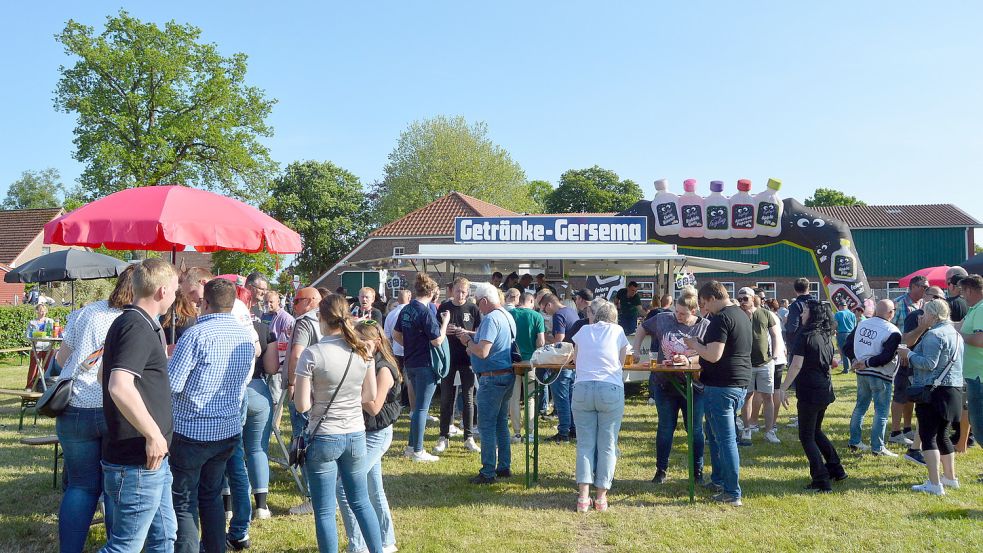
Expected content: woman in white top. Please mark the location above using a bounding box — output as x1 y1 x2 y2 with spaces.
570 298 630 512
25 302 56 389
53 265 134 553
295 294 381 553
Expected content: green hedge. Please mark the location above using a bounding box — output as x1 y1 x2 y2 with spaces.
0 306 70 352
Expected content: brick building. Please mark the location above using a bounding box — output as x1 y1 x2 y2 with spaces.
0 208 80 305
313 193 981 303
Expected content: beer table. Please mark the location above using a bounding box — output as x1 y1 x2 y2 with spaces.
513 361 702 502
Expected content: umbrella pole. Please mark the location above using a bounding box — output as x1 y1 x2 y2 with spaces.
170 247 177 344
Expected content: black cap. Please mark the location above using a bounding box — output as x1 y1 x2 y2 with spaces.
574 289 594 301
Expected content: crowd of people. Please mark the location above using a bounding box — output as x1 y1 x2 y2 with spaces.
43 260 983 551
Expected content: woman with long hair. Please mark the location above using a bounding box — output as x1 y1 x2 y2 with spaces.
54 265 134 552
295 294 381 553
778 300 847 492
162 289 199 346
337 320 402 553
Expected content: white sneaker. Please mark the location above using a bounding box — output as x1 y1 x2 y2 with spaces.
464 437 481 452
741 428 753 443
872 448 898 457
403 445 415 458
736 419 745 433
888 433 914 445
941 477 960 489
511 434 522 444
289 499 314 515
253 507 272 520
411 450 440 463
764 430 781 444
427 415 439 425
382 545 399 553
448 424 463 437
433 437 449 454
786 419 799 429
849 443 871 452
911 481 945 496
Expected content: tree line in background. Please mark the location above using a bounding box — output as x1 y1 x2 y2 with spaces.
2 9 872 284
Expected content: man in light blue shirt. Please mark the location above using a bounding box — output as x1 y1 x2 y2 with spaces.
168 278 256 553
458 282 516 484
834 302 858 373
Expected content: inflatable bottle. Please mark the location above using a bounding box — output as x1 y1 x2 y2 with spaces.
678 179 705 238
729 179 756 238
830 239 858 282
652 178 682 236
704 180 731 239
754 178 783 237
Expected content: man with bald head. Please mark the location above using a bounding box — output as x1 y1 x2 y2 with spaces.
844 299 904 456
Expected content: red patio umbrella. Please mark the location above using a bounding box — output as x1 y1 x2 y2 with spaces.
898 265 950 288
43 185 302 254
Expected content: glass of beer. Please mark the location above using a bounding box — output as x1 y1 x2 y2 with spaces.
624 353 635 366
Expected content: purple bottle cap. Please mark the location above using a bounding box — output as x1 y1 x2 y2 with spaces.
683 179 697 193
710 180 724 193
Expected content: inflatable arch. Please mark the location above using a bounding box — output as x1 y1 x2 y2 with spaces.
618 179 873 309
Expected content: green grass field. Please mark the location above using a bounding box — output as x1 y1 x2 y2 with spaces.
2 359 982 553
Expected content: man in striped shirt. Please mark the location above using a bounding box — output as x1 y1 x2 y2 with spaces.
168 278 257 553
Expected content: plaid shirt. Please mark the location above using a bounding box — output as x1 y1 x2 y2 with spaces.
168 313 256 441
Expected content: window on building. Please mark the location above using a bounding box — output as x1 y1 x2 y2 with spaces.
756 282 777 300
721 282 735 298
886 281 905 300
635 281 655 307
392 246 405 257
809 281 821 300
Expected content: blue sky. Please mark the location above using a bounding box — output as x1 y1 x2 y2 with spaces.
2 2 981 232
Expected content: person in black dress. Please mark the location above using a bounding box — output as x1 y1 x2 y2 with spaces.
778 299 847 492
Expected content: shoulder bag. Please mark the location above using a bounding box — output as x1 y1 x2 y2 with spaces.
905 351 956 404
36 346 104 418
289 349 355 468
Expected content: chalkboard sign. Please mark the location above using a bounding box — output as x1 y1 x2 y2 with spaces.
757 202 779 227
732 204 754 230
833 254 856 280
655 202 680 227
681 205 703 228
707 206 728 230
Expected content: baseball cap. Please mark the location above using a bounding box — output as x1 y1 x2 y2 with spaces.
737 287 755 298
574 289 594 301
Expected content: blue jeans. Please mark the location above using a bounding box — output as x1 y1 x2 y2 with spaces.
849 375 893 451
548 369 575 436
289 400 310 493
651 385 705 473
703 385 746 499
967 377 983 449
406 366 438 452
619 315 638 336
224 434 251 541
244 379 274 494
169 433 238 553
306 432 382 553
572 381 625 490
837 332 851 366
99 458 176 553
476 373 515 478
57 406 112 553
337 426 396 552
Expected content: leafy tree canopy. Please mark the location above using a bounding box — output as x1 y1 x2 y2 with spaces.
804 188 866 207
2 168 64 210
544 165 644 213
53 9 277 203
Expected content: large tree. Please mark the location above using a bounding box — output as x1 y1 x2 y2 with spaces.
544 166 644 213
2 168 64 209
263 161 371 281
210 250 281 279
371 116 535 223
527 179 554 213
804 188 866 207
53 10 277 203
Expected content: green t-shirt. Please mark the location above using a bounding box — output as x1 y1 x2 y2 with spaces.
510 307 545 361
749 308 775 367
616 288 642 318
963 302 983 380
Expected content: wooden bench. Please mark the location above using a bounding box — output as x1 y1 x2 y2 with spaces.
0 346 30 365
0 388 42 431
20 435 61 490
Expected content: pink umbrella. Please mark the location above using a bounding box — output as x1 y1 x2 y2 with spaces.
898 266 950 288
216 274 246 285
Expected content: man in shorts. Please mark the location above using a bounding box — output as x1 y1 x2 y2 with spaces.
736 288 781 445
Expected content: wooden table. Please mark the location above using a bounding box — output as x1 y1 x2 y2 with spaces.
29 336 62 392
513 361 703 502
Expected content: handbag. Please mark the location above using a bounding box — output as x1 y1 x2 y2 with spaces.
289 350 355 468
36 346 103 418
530 342 575 386
905 351 955 404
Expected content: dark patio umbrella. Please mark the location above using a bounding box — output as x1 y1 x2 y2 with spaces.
3 249 130 284
959 254 983 276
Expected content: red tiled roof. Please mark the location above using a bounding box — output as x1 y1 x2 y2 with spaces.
810 204 981 229
535 212 617 217
0 208 64 264
370 192 518 237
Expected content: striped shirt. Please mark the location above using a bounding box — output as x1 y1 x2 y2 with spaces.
168 312 256 441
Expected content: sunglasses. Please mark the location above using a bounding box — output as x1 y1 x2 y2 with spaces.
737 297 751 303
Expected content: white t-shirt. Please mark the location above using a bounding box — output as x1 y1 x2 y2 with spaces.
571 322 629 387
384 304 406 356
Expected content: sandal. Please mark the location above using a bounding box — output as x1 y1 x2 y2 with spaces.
594 497 608 512
576 496 592 513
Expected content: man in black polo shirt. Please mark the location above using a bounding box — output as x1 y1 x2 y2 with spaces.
436 277 482 453
100 258 179 552
685 281 752 507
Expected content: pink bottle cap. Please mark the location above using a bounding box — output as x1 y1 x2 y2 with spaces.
737 179 752 192
710 180 724 193
683 179 697 193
